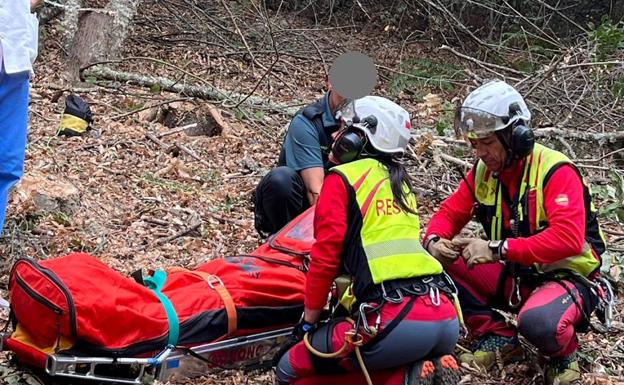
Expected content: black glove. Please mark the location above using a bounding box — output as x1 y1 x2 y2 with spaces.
272 321 316 367
292 320 316 341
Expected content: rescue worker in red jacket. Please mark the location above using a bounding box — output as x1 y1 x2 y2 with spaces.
424 80 610 385
276 96 461 385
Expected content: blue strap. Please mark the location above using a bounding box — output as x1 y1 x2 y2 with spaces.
143 270 179 346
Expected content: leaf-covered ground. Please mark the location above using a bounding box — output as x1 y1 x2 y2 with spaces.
1 2 623 384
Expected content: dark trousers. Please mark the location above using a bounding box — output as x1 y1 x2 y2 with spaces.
276 293 459 384
253 166 309 236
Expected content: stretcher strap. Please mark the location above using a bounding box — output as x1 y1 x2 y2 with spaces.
168 267 238 339
143 270 180 346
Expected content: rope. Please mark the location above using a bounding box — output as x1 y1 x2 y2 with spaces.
354 346 373 385
451 292 467 335
302 318 374 385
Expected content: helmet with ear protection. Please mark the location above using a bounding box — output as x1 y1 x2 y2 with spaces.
457 80 534 159
333 96 411 162
509 124 535 159
506 102 534 159
331 129 366 164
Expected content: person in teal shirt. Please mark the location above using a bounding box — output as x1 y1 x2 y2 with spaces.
253 88 345 236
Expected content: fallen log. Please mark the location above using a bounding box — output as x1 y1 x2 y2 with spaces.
533 127 624 144
416 129 624 146
82 66 300 115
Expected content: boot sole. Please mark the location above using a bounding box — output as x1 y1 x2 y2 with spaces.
406 360 435 385
432 355 461 385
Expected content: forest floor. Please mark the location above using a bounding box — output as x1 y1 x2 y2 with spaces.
0 1 623 384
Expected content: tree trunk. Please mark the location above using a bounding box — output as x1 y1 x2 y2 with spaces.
64 0 142 82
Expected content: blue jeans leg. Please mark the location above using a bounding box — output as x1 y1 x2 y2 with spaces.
0 67 30 233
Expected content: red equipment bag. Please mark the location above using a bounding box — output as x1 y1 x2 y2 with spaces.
4 208 315 369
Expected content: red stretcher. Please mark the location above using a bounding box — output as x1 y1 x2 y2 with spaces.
2 208 315 384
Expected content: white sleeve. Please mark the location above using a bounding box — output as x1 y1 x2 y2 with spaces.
27 12 39 65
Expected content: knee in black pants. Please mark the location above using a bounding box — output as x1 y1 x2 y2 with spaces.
253 166 307 235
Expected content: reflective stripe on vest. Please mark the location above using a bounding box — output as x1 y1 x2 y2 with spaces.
331 158 442 284
473 143 602 277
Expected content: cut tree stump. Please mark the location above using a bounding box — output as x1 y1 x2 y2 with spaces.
12 174 81 216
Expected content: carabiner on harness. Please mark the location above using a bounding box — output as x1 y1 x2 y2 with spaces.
443 272 459 295
595 277 615 330
381 282 404 304
429 286 441 306
508 276 522 308
566 272 615 332
358 303 381 336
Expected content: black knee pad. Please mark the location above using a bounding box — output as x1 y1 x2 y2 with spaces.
518 307 561 354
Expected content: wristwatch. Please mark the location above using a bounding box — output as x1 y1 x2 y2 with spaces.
424 235 441 252
488 240 505 261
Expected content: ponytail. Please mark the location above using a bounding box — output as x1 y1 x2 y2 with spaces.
377 155 417 215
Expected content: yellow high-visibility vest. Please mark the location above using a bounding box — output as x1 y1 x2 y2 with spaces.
331 158 442 287
473 143 605 276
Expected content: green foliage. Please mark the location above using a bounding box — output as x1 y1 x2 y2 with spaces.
588 16 624 61
139 173 195 193
85 75 98 85
388 58 461 96
10 213 43 233
593 170 624 222
435 101 456 135
70 237 88 251
613 76 624 99
150 83 162 94
52 212 71 226
500 30 558 71
211 194 244 213
234 108 245 121
198 169 221 184
125 100 144 110
379 2 408 31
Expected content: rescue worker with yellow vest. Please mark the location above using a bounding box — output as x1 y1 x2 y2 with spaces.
276 96 461 385
423 80 610 385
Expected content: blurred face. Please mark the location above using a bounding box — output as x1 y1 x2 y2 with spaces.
469 134 507 172
326 79 346 115
331 123 346 141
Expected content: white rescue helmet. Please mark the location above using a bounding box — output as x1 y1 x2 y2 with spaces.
337 95 412 154
456 80 531 139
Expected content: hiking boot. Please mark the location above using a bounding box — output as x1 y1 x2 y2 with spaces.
544 354 581 385
432 355 461 385
406 360 435 385
458 335 523 370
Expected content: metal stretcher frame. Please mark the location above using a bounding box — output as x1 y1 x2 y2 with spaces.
42 327 294 384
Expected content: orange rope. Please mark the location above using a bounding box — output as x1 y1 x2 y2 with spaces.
302 318 373 385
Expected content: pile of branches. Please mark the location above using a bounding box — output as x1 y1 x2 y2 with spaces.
263 0 622 40
438 34 624 145
43 0 624 149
